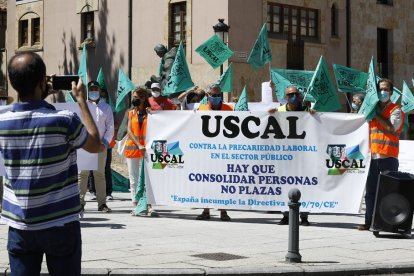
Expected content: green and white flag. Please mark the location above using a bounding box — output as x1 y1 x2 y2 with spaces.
234 86 249 111
134 158 147 215
307 56 341 112
271 69 315 102
97 67 115 111
78 44 88 87
195 34 234 69
65 91 75 103
247 23 272 69
402 80 414 113
358 57 379 120
115 69 136 113
164 41 193 95
332 64 368 93
216 63 233 92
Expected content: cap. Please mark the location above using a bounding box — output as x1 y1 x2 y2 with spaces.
88 81 100 88
151 83 161 90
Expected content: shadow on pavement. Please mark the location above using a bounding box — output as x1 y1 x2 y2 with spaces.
80 222 126 229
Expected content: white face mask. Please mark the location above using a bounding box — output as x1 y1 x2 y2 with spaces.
151 91 161 98
185 103 195 110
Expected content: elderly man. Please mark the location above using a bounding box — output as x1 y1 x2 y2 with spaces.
197 84 232 221
148 82 177 110
358 79 404 231
274 86 314 226
1 52 102 275
79 81 114 213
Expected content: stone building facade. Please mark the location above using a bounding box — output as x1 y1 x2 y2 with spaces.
4 0 414 113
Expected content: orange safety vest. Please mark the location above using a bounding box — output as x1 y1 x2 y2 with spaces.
369 103 404 157
198 103 233 111
124 109 147 158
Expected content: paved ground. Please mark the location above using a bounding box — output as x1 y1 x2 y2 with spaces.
1 191 414 275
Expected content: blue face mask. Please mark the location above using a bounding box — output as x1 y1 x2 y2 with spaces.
379 90 390 103
288 94 299 105
88 91 100 101
209 96 222 109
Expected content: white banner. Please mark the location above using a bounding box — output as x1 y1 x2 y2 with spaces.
145 111 370 213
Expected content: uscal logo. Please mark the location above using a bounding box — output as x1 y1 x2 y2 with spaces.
325 144 366 175
150 140 184 169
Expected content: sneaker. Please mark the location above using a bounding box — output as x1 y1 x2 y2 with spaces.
79 205 85 219
98 204 111 213
300 218 310 226
357 224 370 231
90 192 96 200
278 216 289 225
220 211 231 221
148 207 159 217
196 212 211 220
106 195 114 201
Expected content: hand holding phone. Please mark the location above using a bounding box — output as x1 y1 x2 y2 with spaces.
52 75 80 90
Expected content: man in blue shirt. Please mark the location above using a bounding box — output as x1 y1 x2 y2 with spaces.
0 52 102 275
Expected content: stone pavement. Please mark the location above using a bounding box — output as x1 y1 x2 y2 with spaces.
1 192 414 275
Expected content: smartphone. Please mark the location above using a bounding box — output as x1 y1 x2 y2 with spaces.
52 75 79 90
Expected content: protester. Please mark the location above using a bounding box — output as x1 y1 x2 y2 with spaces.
148 82 177 110
0 52 102 275
87 88 116 201
177 86 206 110
78 81 114 213
196 83 232 221
124 87 157 216
351 93 365 113
358 78 404 231
272 85 315 226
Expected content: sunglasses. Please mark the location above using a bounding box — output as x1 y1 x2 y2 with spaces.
209 94 222 98
286 92 299 97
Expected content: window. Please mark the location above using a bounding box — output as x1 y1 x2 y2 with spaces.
19 19 29 47
32 17 40 45
0 11 6 28
267 2 318 40
377 28 391 78
82 12 94 42
331 4 338 37
169 2 186 49
377 0 393 5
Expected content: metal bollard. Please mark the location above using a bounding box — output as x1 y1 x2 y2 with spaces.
285 188 302 263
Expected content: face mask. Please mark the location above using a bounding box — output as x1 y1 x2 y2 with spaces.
151 91 161 98
132 98 141 107
351 103 360 111
209 96 222 109
0 99 7 106
88 91 100 101
288 94 299 105
186 103 195 110
379 90 390 103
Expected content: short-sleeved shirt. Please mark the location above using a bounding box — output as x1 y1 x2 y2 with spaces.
0 100 87 230
149 96 177 110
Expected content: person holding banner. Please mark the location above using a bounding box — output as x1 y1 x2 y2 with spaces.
124 87 157 216
358 79 404 231
351 94 365 113
148 82 177 110
177 86 206 110
1 52 102 275
196 83 232 221
273 86 315 226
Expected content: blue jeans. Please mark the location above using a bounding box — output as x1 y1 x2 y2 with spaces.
7 221 82 276
364 157 399 226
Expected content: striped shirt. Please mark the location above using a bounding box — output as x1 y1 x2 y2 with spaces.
0 100 87 230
